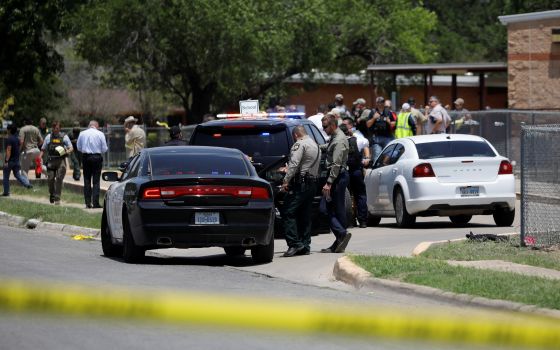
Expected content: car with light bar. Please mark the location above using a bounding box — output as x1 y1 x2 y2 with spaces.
364 134 516 227
100 146 274 264
189 112 354 235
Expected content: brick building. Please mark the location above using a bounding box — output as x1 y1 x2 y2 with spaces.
499 10 560 110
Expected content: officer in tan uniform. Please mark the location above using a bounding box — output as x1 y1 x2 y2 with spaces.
281 125 320 257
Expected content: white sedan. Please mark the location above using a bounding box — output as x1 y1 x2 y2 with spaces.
364 134 516 227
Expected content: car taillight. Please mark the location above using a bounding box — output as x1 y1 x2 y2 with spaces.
413 163 436 178
141 185 269 199
498 160 513 175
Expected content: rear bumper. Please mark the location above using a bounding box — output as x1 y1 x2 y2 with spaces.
406 177 516 215
129 202 274 248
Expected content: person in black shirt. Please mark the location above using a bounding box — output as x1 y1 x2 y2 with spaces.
3 125 33 196
164 126 188 146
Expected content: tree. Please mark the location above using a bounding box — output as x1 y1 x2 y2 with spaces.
72 0 436 123
0 1 82 123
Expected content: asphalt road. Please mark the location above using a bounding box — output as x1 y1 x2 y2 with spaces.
0 206 521 350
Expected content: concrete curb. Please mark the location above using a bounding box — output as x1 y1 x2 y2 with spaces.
333 256 560 319
0 210 100 238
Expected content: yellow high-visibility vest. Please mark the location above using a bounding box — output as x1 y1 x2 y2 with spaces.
395 112 413 138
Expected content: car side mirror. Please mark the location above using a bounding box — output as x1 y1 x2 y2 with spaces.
102 171 120 182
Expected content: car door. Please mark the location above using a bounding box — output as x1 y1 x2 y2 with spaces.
382 143 406 212
107 155 141 242
365 144 396 214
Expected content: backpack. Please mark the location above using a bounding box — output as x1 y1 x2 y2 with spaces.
346 136 362 170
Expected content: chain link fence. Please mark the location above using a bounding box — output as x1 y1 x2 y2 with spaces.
520 124 560 248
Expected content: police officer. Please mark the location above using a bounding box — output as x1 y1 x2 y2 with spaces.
40 121 73 205
281 125 320 257
164 125 188 146
320 113 352 253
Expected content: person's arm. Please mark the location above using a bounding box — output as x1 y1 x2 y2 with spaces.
362 140 371 166
64 135 73 154
409 115 417 135
365 111 380 128
4 144 12 167
283 143 304 188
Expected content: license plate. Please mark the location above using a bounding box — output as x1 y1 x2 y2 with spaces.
195 212 220 225
460 186 479 197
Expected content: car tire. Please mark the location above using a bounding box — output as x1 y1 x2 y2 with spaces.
367 214 381 227
449 214 472 226
101 208 122 257
122 214 145 263
345 189 355 227
224 247 246 256
493 208 515 227
251 234 274 264
394 188 416 228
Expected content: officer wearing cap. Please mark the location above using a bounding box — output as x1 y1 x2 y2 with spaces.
165 125 188 146
281 125 320 257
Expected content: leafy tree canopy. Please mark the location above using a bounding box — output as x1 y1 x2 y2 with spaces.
71 0 436 122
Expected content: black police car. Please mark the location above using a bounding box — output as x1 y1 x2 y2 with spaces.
189 113 353 235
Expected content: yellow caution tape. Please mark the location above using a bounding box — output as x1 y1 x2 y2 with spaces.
71 234 95 241
0 278 559 348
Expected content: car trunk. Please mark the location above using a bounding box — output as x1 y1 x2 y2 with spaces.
429 158 501 183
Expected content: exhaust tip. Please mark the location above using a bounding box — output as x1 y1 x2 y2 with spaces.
157 237 173 246
241 237 256 247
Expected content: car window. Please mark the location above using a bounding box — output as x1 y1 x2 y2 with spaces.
415 141 496 159
307 123 326 145
120 155 140 181
389 143 405 164
150 153 249 176
191 128 289 158
373 144 396 168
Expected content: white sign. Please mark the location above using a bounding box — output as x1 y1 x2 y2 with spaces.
239 100 259 114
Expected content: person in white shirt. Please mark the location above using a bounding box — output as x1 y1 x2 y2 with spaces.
307 104 329 140
424 96 451 134
77 120 108 209
342 117 371 167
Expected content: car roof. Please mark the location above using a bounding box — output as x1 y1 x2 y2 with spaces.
198 117 312 128
404 134 486 144
147 145 244 157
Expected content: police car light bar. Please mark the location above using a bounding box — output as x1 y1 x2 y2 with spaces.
216 112 305 119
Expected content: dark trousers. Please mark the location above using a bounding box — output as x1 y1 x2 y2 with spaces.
83 154 103 207
282 181 315 250
348 167 368 224
3 160 31 194
47 159 66 202
327 171 349 240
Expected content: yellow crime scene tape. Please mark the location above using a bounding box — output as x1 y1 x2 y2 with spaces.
0 278 559 348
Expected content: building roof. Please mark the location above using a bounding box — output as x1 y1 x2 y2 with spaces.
499 9 560 24
366 62 507 74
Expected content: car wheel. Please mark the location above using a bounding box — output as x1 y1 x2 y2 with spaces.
367 213 381 227
122 214 145 263
251 234 274 264
493 208 515 227
345 189 355 227
394 188 416 228
101 208 122 257
449 214 472 226
224 247 246 256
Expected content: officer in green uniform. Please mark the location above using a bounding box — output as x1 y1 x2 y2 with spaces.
40 121 73 205
320 113 352 253
281 125 320 257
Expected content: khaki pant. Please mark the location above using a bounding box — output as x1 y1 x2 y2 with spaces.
47 158 67 203
20 147 40 180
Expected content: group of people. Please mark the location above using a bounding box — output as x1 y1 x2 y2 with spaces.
280 93 469 257
2 115 153 209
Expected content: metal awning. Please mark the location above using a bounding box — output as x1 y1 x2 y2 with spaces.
366 62 507 109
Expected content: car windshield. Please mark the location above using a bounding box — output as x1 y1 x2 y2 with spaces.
192 128 289 158
415 141 496 159
150 153 249 176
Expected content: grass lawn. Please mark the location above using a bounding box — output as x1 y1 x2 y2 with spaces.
351 239 560 310
10 180 86 205
421 238 560 271
0 197 101 229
